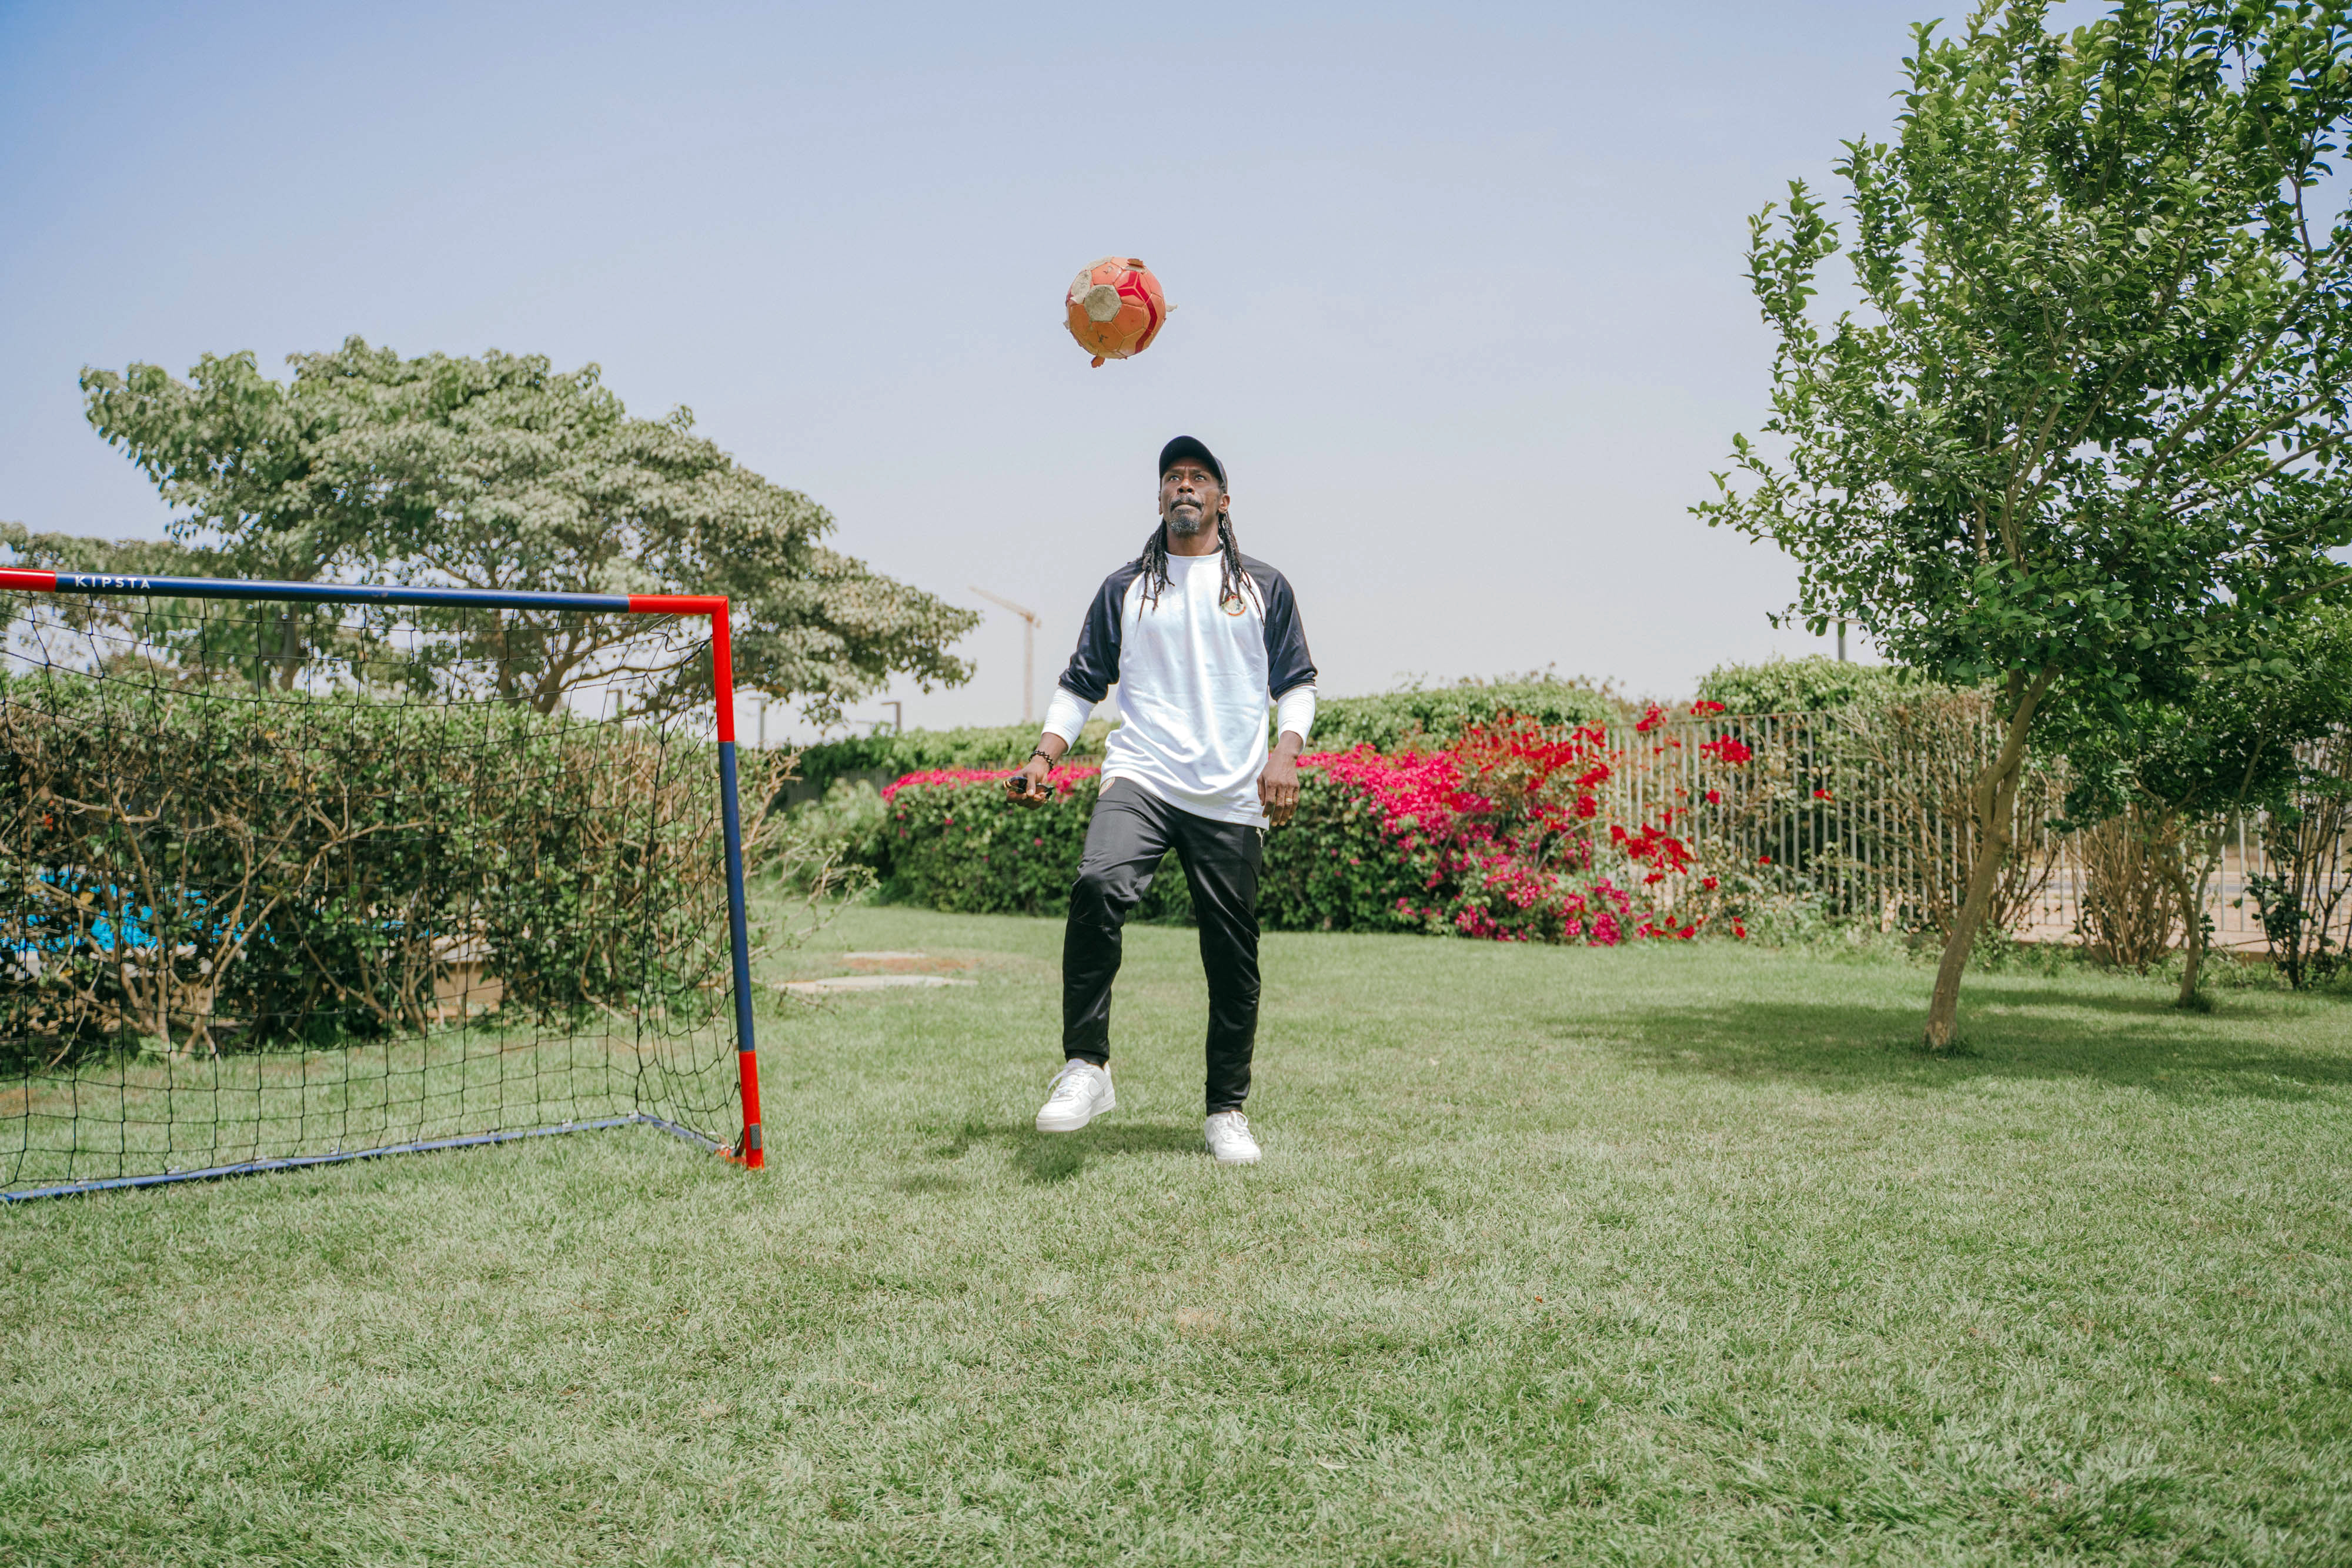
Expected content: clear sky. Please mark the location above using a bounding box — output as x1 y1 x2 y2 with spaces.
2 0 2011 740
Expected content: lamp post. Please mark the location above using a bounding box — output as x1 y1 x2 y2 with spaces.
970 587 1042 725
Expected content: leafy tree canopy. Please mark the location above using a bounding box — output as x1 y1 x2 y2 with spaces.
1 520 238 676
2057 604 2352 827
1 519 211 580
1702 2 2352 711
78 339 978 720
1696 0 2352 1045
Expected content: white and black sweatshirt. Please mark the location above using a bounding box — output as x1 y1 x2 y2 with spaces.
1040 550 1318 827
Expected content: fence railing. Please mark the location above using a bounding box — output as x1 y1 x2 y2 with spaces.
1602 704 2352 962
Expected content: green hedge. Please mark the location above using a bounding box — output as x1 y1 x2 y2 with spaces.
3 676 760 1059
870 774 1190 924
792 720 1115 795
1695 656 1918 714
1311 678 1616 752
866 771 1413 932
795 676 1614 797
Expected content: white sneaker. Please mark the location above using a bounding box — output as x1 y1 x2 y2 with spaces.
1205 1110 1261 1165
1035 1059 1115 1132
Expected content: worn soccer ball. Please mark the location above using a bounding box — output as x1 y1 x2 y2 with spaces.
1064 256 1170 367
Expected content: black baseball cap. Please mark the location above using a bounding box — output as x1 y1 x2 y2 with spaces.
1158 435 1226 490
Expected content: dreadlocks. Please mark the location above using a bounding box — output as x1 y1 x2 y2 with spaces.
1134 513 1262 616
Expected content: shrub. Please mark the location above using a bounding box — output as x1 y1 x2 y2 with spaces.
2248 727 2352 988
2 677 815 1062
2073 805 2182 971
872 710 1760 944
1257 769 1417 932
1695 656 1917 715
776 777 892 891
1284 711 1758 943
796 674 1612 798
791 720 1114 795
869 767 1190 923
1311 675 1618 752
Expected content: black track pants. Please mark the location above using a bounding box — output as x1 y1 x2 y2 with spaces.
1063 779 1264 1113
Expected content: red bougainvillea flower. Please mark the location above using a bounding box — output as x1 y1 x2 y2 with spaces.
1289 719 1748 948
1705 789 1721 805
1699 736 1753 765
1813 788 1835 801
1689 700 1726 716
1634 704 1666 734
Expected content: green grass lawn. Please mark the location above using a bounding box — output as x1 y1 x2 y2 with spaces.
5 906 2349 1566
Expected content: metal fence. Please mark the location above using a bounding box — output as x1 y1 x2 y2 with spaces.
1603 704 2352 961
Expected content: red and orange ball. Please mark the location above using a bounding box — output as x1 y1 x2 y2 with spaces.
1064 257 1170 367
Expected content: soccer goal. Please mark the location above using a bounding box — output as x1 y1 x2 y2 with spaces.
1 567 765 1201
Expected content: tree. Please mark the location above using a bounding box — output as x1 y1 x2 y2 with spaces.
79 339 978 720
1696 0 2352 1048
2056 605 2352 1005
1 521 249 680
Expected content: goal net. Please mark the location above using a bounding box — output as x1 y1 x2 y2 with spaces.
0 569 766 1200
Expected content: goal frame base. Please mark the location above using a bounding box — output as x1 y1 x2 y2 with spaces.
2 1114 727 1203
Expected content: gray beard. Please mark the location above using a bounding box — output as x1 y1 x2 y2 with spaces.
1164 510 1212 539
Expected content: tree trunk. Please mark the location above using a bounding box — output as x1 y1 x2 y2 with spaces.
2165 844 2207 1008
2176 898 2207 1004
275 610 301 690
1922 671 2052 1051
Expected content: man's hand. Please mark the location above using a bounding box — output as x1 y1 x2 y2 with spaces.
1259 732 1304 826
1006 734 1067 807
1005 754 1055 808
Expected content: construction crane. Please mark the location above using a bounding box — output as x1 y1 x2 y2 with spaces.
970 587 1043 725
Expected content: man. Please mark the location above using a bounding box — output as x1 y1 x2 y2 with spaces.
1004 436 1317 1165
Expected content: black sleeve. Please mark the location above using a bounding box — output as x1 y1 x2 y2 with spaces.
1055 564 1137 703
1247 559 1318 697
